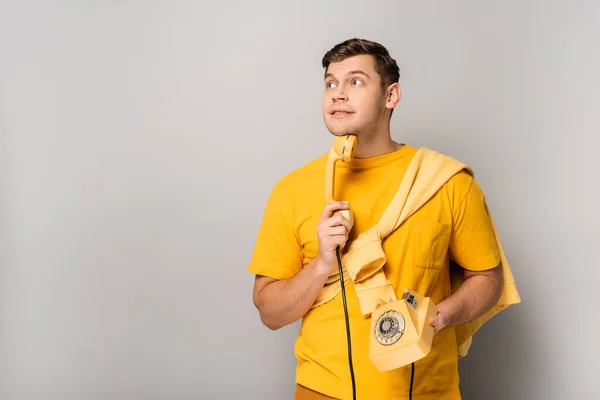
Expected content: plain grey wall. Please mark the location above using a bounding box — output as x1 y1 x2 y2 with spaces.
1 1 598 399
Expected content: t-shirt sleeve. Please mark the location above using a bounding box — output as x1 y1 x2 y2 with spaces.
448 171 501 271
247 178 303 280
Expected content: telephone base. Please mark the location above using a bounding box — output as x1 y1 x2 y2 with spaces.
369 288 437 372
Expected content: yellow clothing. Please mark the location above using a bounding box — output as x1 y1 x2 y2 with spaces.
313 147 521 359
248 145 507 399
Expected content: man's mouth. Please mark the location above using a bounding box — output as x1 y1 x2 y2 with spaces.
331 111 355 118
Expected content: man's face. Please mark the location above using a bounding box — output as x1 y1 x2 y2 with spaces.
322 54 388 137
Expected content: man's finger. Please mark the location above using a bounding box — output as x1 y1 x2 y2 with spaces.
325 215 350 228
320 202 349 220
326 226 348 236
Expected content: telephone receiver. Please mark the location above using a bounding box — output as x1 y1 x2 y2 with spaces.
325 134 358 225
326 134 438 373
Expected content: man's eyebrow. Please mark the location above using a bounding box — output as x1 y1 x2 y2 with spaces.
324 70 371 80
348 70 370 79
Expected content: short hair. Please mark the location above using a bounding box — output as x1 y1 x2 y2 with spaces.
321 38 400 90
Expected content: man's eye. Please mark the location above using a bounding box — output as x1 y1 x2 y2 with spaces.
326 81 337 89
352 79 363 85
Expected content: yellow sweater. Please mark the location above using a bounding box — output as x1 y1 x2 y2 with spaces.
312 147 521 357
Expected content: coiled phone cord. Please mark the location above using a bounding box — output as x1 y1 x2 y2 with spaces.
335 247 415 400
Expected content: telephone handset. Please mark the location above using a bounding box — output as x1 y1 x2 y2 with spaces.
325 134 358 225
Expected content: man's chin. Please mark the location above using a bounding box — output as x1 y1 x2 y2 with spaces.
326 126 355 137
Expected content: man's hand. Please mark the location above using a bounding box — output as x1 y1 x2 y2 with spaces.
429 311 449 335
428 265 503 335
251 201 353 331
315 201 353 275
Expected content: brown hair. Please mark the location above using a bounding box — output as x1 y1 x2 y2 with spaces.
321 38 400 90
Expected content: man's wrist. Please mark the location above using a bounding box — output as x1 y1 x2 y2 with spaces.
311 255 336 279
435 299 461 327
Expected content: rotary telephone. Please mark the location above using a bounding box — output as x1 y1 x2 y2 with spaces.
326 134 438 377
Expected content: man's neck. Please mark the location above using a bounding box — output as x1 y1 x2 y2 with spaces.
353 134 403 159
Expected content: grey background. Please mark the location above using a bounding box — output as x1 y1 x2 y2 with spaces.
1 1 598 399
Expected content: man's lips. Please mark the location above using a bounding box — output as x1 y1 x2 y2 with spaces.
330 110 355 119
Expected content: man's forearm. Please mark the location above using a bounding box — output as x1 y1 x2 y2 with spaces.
437 267 503 327
255 256 332 330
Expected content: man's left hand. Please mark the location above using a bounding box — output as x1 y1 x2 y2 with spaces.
429 311 448 335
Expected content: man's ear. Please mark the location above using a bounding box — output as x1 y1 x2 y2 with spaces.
386 83 401 110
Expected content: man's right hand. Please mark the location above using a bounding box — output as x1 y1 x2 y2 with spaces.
252 201 354 330
315 201 354 275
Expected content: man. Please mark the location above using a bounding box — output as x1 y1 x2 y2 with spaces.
248 38 504 399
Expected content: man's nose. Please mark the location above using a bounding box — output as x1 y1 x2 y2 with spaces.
332 86 348 101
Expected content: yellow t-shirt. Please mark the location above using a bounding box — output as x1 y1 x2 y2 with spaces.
248 145 501 400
